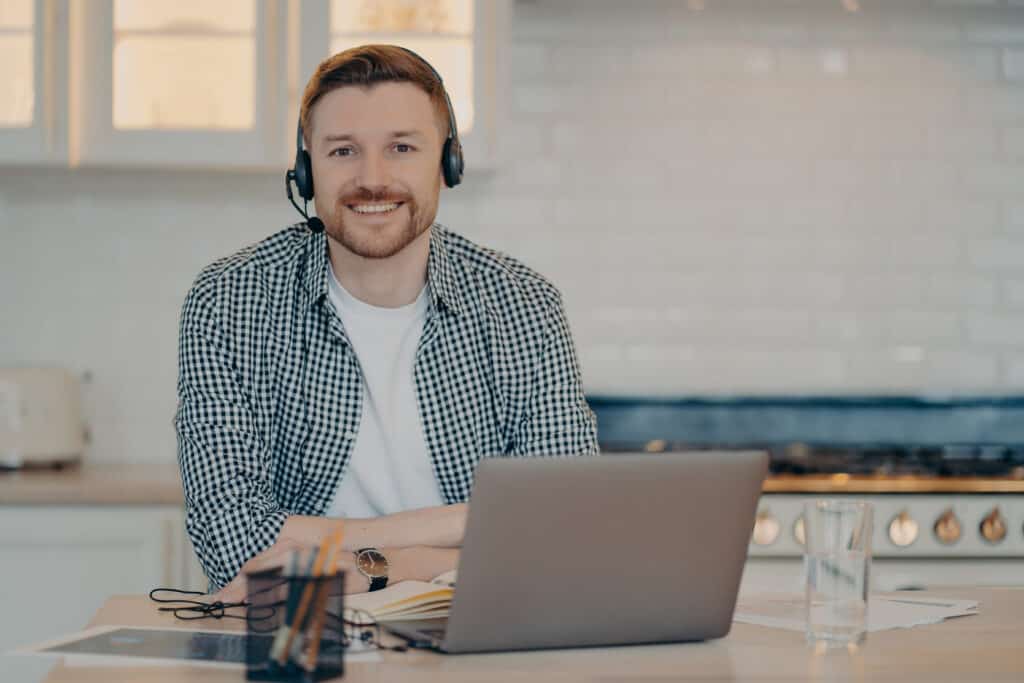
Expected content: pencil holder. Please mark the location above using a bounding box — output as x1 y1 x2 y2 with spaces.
245 567 345 682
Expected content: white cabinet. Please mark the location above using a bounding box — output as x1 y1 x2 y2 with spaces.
0 0 68 164
0 505 205 651
0 0 507 170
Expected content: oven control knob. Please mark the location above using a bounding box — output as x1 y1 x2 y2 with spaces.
793 515 806 547
980 507 1007 544
888 510 919 547
752 508 781 546
933 508 961 545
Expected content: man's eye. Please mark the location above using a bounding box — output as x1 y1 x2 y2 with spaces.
330 147 353 157
394 144 413 153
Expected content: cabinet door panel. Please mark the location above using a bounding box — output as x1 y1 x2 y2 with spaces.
0 506 179 650
74 0 282 168
0 0 68 164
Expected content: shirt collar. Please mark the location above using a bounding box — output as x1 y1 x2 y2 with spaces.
425 225 465 317
303 223 465 317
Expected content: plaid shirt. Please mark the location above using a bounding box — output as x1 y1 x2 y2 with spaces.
175 223 599 589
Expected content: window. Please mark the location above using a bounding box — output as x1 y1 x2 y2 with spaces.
0 0 34 128
111 0 256 130
328 0 474 133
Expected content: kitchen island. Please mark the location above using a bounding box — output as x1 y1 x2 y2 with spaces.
6 587 1023 682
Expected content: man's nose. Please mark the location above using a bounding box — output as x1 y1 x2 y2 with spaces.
357 150 391 189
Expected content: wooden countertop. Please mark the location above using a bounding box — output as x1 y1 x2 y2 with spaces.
0 463 183 505
3 463 1024 506
13 587 1024 682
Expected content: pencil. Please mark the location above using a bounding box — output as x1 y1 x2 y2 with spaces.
303 524 345 671
278 525 344 666
274 539 331 665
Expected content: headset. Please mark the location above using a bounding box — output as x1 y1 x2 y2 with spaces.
285 47 464 232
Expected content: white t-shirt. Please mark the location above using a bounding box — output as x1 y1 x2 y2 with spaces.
324 268 444 519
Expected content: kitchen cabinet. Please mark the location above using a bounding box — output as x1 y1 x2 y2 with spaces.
0 505 205 651
0 0 68 164
0 0 506 170
73 0 286 168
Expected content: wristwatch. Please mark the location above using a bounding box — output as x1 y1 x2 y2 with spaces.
353 548 389 592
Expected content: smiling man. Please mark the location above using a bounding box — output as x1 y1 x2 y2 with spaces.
175 45 599 599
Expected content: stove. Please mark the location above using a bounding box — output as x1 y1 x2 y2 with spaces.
603 441 1024 479
590 396 1024 592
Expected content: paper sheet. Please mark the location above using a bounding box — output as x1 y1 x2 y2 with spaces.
733 594 978 633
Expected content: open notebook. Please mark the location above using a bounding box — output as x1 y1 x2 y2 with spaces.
345 569 457 623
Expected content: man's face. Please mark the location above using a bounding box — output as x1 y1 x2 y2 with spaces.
308 82 445 260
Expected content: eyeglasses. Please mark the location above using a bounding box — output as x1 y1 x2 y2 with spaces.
148 587 407 652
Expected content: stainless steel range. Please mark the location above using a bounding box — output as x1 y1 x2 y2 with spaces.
591 396 1024 593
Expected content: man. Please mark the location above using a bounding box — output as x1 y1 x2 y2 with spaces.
175 45 598 600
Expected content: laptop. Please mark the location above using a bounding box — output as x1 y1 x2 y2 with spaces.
385 451 769 653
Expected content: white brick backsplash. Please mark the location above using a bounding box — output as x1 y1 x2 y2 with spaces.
1003 279 1024 307
844 350 998 392
929 125 996 159
963 163 1024 195
887 311 962 343
1007 356 1024 388
969 237 1024 268
776 47 847 78
888 235 963 267
584 348 847 395
842 274 928 307
1005 48 1024 80
929 47 1001 83
885 19 961 45
853 47 926 79
509 157 563 188
549 45 632 79
967 313 1024 345
513 84 563 114
965 23 1024 45
928 274 998 307
509 43 548 81
839 350 929 393
811 160 957 194
926 351 1000 389
924 200 999 233
934 1 998 7
1004 126 1024 161
1007 202 1024 231
966 87 1024 122
815 312 887 344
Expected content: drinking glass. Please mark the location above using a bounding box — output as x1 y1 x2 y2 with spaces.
803 499 873 647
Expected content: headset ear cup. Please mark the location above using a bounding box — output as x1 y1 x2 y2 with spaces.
295 149 314 200
442 138 463 188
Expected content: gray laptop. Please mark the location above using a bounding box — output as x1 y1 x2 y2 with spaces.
385 451 769 654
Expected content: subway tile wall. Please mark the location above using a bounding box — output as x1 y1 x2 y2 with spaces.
1 0 1023 463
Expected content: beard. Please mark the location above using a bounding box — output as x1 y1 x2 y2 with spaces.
320 184 437 260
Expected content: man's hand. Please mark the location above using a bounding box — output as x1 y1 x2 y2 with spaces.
211 537 308 604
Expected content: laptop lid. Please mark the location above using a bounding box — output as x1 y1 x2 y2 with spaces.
438 451 768 653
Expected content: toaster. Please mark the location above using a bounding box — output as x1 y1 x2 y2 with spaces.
0 367 86 468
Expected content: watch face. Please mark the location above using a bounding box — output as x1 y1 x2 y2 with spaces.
356 549 389 578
